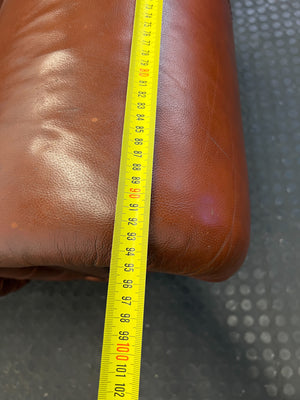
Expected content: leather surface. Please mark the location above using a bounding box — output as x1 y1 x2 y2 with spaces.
0 0 250 295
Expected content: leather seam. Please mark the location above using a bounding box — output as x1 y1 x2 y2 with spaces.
225 0 233 19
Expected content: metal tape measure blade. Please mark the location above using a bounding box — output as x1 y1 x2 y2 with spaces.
98 1 163 399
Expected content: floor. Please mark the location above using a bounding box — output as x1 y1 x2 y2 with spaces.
0 0 300 399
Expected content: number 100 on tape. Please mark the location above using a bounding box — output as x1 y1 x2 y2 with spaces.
98 1 164 400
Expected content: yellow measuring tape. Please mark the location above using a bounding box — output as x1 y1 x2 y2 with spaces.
98 1 163 399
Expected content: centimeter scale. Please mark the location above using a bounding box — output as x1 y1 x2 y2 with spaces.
98 1 164 399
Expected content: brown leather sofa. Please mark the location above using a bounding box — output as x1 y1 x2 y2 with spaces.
0 0 250 296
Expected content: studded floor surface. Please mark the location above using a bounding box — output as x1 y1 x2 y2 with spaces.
1 0 300 399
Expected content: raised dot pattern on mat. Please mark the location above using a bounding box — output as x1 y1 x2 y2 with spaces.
214 0 300 397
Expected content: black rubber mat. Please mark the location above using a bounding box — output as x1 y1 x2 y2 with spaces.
0 0 300 399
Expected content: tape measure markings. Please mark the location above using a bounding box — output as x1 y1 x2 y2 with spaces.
98 1 163 399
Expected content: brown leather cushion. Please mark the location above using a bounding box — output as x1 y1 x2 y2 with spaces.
0 0 250 295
